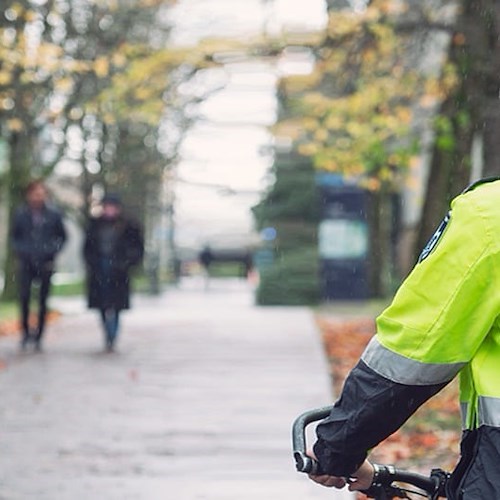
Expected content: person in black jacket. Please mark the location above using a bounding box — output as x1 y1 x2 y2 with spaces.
11 180 67 351
83 194 144 352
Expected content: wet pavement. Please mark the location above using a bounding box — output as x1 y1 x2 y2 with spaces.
0 278 353 499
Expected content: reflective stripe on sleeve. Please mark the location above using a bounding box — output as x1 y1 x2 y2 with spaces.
478 396 500 427
361 336 465 386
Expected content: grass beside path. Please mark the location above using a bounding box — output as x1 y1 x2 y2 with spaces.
0 302 62 337
0 272 155 336
0 302 18 326
0 279 83 336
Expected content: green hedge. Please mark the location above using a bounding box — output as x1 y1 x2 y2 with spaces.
256 247 320 305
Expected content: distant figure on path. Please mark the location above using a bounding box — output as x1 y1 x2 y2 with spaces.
198 245 213 290
83 194 144 352
11 179 67 351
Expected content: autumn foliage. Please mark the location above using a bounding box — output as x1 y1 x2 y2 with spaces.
274 0 458 193
315 314 461 483
0 311 60 337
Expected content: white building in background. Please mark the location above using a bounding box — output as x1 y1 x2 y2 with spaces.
166 0 327 259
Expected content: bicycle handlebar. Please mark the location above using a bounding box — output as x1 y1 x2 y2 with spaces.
292 406 331 475
364 463 448 499
292 407 449 499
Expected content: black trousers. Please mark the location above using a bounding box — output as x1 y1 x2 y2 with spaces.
18 261 54 341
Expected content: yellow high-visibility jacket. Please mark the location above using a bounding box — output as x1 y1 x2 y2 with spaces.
314 178 500 499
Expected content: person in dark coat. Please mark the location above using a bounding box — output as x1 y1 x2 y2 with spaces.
11 179 67 351
198 245 213 290
83 194 144 352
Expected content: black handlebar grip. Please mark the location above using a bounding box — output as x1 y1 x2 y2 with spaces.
294 451 324 475
292 406 332 475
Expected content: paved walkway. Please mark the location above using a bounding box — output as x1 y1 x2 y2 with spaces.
0 278 353 500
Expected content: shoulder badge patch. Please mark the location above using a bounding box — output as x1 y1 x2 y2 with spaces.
418 212 451 263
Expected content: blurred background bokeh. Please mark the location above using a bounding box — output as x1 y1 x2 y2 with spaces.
1 0 498 309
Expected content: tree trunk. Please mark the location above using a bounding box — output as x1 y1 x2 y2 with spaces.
481 1 500 176
2 131 34 300
482 102 500 177
414 0 488 260
369 187 397 298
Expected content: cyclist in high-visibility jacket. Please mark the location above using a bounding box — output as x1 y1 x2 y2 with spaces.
309 177 500 499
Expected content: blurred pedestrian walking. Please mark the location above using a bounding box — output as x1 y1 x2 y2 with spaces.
11 179 67 351
198 245 213 291
83 194 144 352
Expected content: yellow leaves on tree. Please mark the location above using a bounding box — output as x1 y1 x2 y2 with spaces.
0 0 187 133
92 42 211 125
24 42 63 72
6 118 24 132
5 2 25 20
93 47 176 124
275 0 456 190
55 77 74 93
94 57 110 78
0 22 93 122
93 0 172 8
0 71 12 86
289 78 416 182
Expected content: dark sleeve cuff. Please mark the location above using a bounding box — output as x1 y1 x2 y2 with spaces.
313 360 447 477
313 439 366 477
